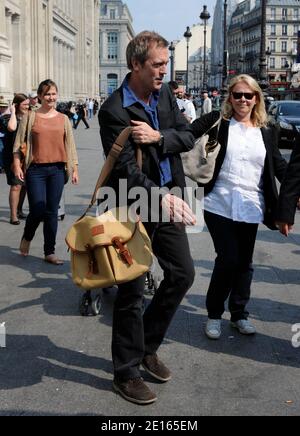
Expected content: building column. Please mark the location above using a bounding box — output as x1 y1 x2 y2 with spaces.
53 36 59 85
0 1 12 94
0 0 7 43
11 14 21 92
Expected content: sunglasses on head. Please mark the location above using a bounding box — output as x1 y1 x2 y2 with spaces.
231 92 255 100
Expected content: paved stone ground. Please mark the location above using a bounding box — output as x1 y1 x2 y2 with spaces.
0 118 299 416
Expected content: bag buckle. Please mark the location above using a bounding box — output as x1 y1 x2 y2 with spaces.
112 238 133 266
85 244 99 277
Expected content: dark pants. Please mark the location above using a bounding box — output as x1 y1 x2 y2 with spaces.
112 223 195 382
0 138 4 169
74 115 89 129
24 163 65 256
204 211 258 322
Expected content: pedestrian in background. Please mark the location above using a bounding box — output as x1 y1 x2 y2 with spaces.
184 93 197 123
28 92 40 111
87 98 94 120
93 99 99 117
0 94 29 224
13 79 79 264
74 101 90 129
0 97 10 173
201 91 212 115
192 74 287 340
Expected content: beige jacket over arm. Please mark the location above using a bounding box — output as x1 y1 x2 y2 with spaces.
13 111 78 179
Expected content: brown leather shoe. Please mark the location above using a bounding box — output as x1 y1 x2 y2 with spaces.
142 354 171 382
113 377 157 405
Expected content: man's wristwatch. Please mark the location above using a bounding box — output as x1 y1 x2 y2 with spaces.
158 132 164 147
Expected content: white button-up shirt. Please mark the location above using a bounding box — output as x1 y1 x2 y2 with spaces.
205 118 267 223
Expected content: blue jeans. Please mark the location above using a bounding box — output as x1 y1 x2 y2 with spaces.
24 163 65 256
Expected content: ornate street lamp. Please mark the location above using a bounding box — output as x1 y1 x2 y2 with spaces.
184 26 192 92
259 0 269 90
169 41 175 82
200 5 210 91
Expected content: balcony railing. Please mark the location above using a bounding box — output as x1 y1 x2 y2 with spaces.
267 14 300 22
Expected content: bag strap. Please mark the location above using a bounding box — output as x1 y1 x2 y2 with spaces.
202 115 223 138
24 110 32 143
80 126 141 219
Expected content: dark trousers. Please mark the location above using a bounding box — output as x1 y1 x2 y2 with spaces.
112 223 195 382
204 211 258 322
24 163 65 256
74 115 89 129
0 138 4 168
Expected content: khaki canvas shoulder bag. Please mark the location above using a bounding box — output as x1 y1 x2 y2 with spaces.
66 127 153 290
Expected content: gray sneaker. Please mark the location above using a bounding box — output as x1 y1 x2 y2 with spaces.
113 377 157 405
205 319 221 340
231 319 256 335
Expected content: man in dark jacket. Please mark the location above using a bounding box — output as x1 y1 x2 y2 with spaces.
98 31 195 405
276 135 300 236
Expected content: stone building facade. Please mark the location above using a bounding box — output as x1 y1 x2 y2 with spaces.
211 0 239 88
227 0 300 83
99 0 134 98
0 0 100 101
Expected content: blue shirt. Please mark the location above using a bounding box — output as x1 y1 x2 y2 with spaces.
122 77 172 187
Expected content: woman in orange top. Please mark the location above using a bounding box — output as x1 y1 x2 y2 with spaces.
13 79 79 264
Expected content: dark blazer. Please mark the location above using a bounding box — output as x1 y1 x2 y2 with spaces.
276 135 300 224
191 111 287 230
98 83 194 199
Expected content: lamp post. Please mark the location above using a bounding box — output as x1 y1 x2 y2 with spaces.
200 5 210 91
285 61 290 82
238 58 244 74
222 0 228 89
218 62 223 88
184 26 192 92
259 0 269 90
169 41 175 82
266 47 272 79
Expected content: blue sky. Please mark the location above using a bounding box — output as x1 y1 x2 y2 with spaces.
125 0 217 42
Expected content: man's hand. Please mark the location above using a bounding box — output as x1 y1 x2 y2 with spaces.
276 221 293 237
131 120 161 144
162 194 196 226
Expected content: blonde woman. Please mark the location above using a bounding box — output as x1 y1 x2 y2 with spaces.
192 74 287 339
13 79 79 264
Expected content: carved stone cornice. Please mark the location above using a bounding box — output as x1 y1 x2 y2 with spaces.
53 6 77 34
